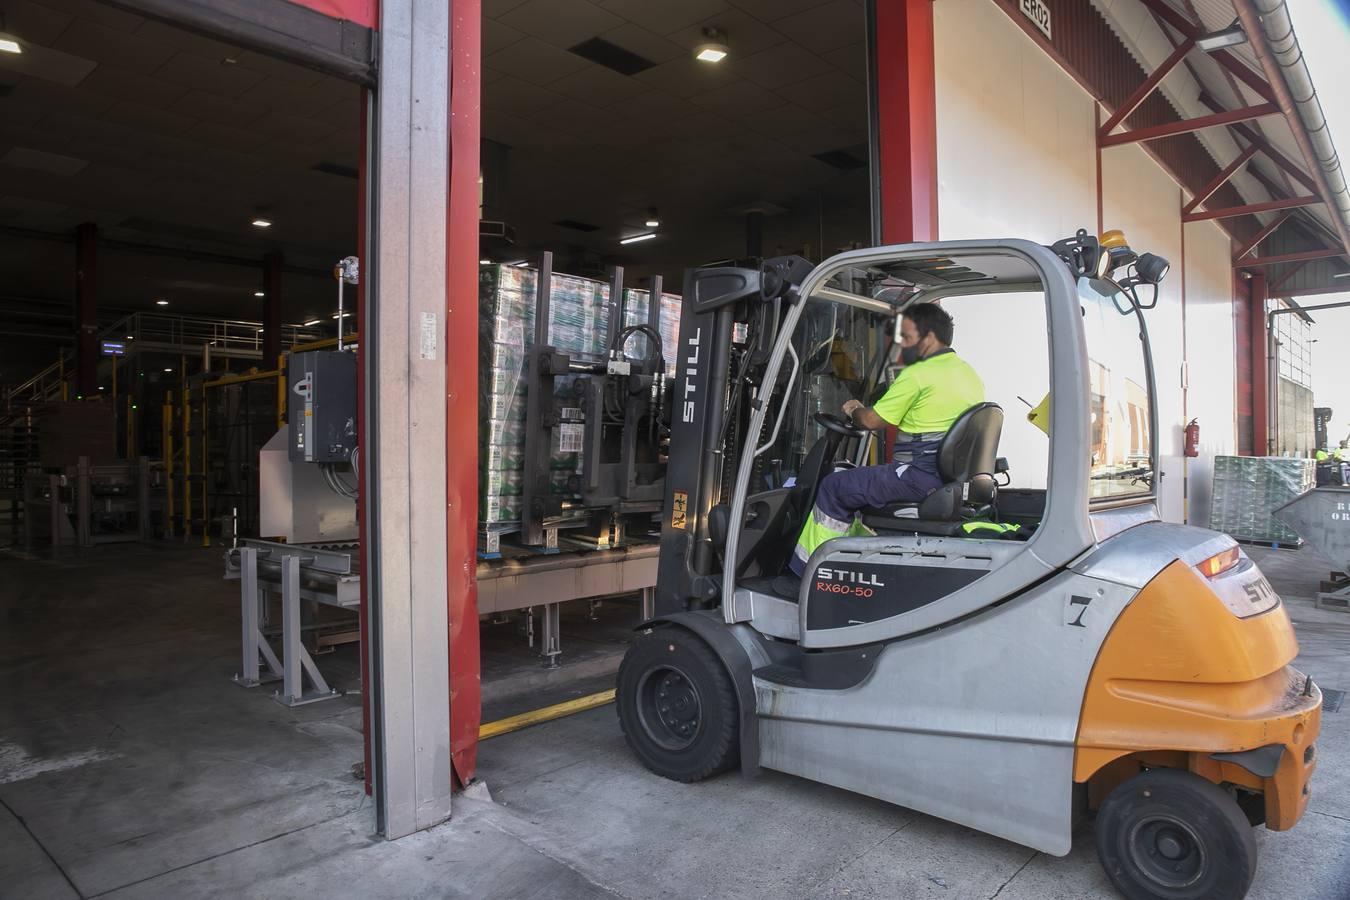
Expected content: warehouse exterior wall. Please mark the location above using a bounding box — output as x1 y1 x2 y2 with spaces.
932 0 1237 524
1183 220 1239 527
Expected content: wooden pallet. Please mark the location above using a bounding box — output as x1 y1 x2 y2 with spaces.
1234 537 1304 552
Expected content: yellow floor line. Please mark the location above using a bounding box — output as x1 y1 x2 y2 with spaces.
478 688 616 740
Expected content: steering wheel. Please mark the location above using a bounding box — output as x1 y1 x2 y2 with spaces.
814 412 869 439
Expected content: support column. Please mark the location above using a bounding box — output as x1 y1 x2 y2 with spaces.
369 0 452 840
446 0 483 788
75 223 98 397
869 0 938 244
263 253 283 366
1250 273 1269 456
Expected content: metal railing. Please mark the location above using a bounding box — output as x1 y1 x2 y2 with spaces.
2 356 68 411
104 312 325 355
2 312 330 410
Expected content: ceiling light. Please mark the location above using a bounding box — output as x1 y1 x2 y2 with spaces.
695 28 728 63
251 218 273 228
0 37 20 54
479 259 492 265
304 319 321 326
645 208 661 228
332 312 352 319
1195 22 1247 52
155 299 169 306
254 291 265 297
1335 271 1350 279
620 232 657 245
164 368 173 373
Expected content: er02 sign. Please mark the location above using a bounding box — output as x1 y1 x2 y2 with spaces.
1020 0 1052 40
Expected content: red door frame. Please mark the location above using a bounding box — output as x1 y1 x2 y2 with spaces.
446 0 484 786
872 0 939 244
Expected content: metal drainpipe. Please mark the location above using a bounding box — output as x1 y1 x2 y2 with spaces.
1234 0 1350 262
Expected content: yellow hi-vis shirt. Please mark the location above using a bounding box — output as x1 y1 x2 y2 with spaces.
873 348 985 434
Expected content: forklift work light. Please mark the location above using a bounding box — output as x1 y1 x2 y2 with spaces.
1136 252 1170 284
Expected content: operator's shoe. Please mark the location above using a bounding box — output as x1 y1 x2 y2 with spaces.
772 573 802 599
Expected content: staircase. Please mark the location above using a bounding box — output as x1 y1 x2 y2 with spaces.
0 356 69 546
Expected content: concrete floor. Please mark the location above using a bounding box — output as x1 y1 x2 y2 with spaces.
2 542 1348 899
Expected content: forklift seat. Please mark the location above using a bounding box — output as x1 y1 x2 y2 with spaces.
860 402 1004 537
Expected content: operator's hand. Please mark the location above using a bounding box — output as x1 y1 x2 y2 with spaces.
842 399 864 420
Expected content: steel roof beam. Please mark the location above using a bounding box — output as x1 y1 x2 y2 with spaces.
1099 38 1196 137
1239 248 1345 267
1184 143 1259 214
1100 103 1279 147
1233 212 1291 260
1185 195 1319 222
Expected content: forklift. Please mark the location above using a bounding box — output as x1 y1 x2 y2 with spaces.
616 233 1321 900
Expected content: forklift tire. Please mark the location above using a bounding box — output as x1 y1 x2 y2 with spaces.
616 627 739 783
1095 768 1257 900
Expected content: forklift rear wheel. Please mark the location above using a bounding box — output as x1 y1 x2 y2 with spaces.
617 628 739 782
1095 768 1257 900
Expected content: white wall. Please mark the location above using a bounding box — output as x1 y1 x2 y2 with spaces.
1183 220 1239 525
933 0 1237 522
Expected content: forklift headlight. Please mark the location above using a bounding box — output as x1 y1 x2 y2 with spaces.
1137 252 1170 284
1094 248 1112 279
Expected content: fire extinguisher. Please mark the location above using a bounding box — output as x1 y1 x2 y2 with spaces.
1184 418 1200 458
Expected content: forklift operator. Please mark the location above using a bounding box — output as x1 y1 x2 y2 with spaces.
783 303 985 588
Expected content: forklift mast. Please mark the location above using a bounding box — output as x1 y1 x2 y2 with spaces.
653 256 813 615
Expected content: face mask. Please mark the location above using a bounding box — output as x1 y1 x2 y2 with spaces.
900 343 922 366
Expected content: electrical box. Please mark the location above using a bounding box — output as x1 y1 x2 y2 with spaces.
288 350 357 463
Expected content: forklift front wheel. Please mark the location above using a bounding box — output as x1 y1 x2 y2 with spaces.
617 627 739 783
1095 768 1257 900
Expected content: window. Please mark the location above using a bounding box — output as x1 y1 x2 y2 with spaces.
1080 278 1153 499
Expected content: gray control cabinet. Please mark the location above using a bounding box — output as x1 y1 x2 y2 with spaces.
288 350 357 463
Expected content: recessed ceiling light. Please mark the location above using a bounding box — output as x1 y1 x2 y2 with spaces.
694 28 728 63
645 208 661 228
254 291 265 297
164 368 173 373
479 259 492 265
332 312 352 319
0 38 21 55
155 299 169 306
304 319 321 326
251 218 272 228
620 232 658 245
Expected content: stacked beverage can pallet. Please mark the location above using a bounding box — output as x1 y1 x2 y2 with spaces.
622 289 683 376
1208 455 1314 546
477 265 681 555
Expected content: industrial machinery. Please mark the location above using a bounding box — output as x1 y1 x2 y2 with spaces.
617 234 1321 900
22 456 163 551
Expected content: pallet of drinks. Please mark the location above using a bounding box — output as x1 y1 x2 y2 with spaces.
1208 455 1315 546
